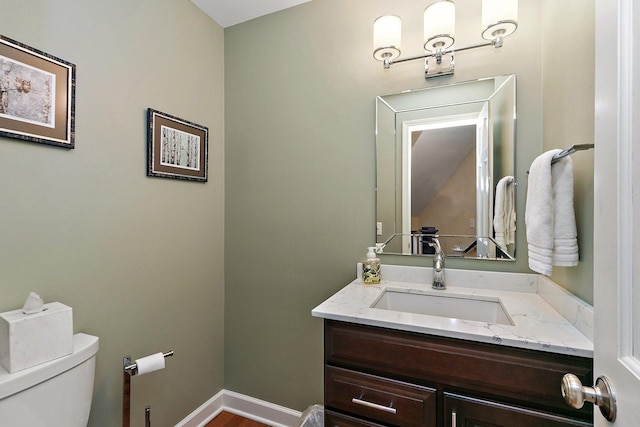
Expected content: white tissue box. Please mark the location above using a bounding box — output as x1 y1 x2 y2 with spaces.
0 302 73 373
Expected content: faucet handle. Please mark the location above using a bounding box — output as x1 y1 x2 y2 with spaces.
428 236 443 254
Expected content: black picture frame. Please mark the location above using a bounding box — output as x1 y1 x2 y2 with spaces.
147 108 208 182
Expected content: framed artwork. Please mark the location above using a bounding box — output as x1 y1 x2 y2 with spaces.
0 35 75 148
147 108 208 182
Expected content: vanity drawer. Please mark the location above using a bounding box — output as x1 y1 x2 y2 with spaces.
325 366 436 427
325 409 386 427
324 320 592 418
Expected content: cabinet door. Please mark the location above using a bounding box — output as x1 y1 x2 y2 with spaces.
444 393 592 427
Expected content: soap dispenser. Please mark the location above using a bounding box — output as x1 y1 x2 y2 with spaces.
362 247 381 284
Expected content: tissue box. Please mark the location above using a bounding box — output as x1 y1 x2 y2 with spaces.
0 302 73 373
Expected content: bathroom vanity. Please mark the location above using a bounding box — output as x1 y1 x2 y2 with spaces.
313 266 594 427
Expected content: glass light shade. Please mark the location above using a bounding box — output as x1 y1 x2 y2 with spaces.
424 0 455 52
482 0 518 40
373 15 402 61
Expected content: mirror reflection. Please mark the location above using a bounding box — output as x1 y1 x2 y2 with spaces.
376 75 516 260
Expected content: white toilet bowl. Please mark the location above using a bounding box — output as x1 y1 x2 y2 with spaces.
0 333 99 427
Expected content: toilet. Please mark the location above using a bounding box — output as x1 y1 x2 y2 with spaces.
0 333 99 426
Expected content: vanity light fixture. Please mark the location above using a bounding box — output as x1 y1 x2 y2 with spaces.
373 0 518 78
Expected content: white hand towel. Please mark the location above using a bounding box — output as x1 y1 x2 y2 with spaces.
526 151 557 275
494 175 515 248
506 189 516 246
525 150 579 275
551 156 579 266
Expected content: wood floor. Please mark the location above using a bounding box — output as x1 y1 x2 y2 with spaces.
205 411 271 427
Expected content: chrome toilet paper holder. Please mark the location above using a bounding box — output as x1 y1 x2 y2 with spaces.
123 351 174 376
123 350 174 427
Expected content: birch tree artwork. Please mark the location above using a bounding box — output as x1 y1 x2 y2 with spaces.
160 125 200 171
0 56 54 127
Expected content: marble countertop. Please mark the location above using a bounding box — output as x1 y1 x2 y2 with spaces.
312 265 594 357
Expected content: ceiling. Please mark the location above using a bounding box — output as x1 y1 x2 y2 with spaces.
191 0 312 28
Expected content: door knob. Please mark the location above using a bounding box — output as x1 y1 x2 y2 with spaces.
561 373 616 422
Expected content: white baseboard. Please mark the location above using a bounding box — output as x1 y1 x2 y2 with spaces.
176 389 303 427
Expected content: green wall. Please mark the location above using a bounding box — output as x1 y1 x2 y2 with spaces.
225 0 593 410
0 1 225 426
543 0 595 304
0 0 595 422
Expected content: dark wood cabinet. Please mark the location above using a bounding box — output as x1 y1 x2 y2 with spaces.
324 320 593 427
326 366 437 427
443 393 592 427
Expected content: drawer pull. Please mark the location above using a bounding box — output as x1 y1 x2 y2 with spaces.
351 397 397 414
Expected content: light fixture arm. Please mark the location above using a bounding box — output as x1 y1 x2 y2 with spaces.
384 40 495 68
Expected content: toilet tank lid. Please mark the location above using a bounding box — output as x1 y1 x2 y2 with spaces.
0 333 99 400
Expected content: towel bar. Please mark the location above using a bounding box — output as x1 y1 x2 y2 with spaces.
551 143 594 165
527 144 594 174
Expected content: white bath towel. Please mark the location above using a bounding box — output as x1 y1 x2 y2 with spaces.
494 175 515 248
525 150 579 275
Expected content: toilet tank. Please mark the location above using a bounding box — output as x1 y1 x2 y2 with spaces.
0 333 99 427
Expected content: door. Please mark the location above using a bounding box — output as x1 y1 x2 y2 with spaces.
475 102 491 258
592 0 640 424
401 115 478 255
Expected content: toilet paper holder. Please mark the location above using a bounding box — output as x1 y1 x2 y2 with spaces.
123 351 174 427
123 351 174 375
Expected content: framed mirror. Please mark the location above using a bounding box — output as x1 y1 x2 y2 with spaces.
376 75 516 261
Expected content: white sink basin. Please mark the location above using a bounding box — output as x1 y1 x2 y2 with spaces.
371 290 514 325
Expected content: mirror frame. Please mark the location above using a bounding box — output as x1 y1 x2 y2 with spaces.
375 75 517 261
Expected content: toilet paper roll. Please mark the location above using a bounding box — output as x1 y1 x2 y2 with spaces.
135 352 165 376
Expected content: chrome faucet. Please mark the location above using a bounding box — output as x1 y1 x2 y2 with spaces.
428 237 445 289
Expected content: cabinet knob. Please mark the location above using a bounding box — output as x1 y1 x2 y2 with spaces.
561 373 616 422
